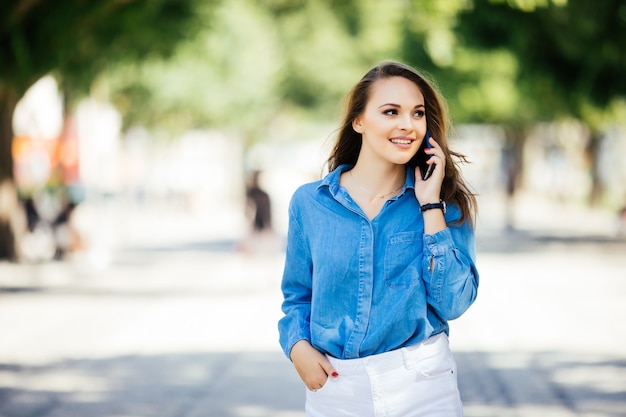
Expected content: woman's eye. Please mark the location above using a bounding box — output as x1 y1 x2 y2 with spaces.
383 109 397 115
413 110 425 118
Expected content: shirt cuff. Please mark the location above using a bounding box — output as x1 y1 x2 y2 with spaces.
423 227 455 256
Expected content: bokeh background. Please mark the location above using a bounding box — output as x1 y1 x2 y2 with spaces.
0 1 625 416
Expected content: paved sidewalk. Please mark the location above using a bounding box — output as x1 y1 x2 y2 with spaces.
0 195 625 417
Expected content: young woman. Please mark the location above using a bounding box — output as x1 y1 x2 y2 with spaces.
278 61 479 417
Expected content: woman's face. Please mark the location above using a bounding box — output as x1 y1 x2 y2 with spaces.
352 76 427 166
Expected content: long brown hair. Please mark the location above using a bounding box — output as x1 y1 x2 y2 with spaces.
327 61 477 225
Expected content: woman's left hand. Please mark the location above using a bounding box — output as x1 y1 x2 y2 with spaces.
414 137 445 205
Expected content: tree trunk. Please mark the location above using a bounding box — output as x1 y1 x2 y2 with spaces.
0 87 19 261
502 125 526 231
586 130 603 207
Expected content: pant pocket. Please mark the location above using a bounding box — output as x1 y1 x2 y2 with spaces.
409 347 457 379
421 351 456 378
305 376 360 417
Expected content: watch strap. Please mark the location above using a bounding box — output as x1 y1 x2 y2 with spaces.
420 201 446 213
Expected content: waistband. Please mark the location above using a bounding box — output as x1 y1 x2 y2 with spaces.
326 333 449 376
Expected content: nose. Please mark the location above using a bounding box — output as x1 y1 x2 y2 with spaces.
398 113 414 131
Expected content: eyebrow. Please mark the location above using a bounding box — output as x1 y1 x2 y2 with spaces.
377 103 425 109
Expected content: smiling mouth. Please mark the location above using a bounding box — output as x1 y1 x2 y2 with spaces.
390 138 414 145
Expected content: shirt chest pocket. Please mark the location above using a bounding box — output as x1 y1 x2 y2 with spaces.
384 231 422 289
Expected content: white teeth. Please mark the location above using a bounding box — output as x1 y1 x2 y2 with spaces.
391 139 412 145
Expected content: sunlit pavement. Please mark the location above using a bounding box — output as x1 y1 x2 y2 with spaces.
0 193 625 417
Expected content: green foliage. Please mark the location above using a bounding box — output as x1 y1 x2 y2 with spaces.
1 0 203 101
108 0 282 138
108 0 394 139
17 0 620 142
454 0 626 127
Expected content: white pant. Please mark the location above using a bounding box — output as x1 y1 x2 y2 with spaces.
305 333 463 417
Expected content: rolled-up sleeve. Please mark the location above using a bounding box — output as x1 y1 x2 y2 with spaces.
421 219 479 321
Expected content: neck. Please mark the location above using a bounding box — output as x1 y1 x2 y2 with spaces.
350 161 405 197
353 153 405 180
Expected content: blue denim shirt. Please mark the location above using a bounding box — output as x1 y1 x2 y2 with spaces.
278 164 479 360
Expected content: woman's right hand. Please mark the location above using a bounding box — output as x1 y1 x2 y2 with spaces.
290 339 339 391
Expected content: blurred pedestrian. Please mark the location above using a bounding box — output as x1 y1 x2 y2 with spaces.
245 170 272 234
278 61 479 417
23 197 40 232
240 170 277 254
52 201 79 260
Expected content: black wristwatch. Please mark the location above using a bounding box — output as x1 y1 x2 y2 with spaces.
420 200 446 214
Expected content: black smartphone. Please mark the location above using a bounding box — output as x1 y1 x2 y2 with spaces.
413 129 435 180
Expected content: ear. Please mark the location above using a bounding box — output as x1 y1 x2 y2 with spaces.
352 117 363 134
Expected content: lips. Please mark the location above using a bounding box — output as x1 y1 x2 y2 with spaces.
390 138 413 145
390 137 415 145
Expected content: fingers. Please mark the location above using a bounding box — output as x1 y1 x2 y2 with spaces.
423 138 445 177
307 357 339 391
305 367 329 391
426 138 443 160
291 340 339 391
320 356 339 379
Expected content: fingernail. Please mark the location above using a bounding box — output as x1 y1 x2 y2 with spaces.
332 372 339 378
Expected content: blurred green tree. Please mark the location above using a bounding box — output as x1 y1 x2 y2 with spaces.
453 0 626 205
0 0 208 260
106 0 392 143
108 0 284 142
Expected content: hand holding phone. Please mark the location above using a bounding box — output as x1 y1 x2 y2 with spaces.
416 129 435 181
